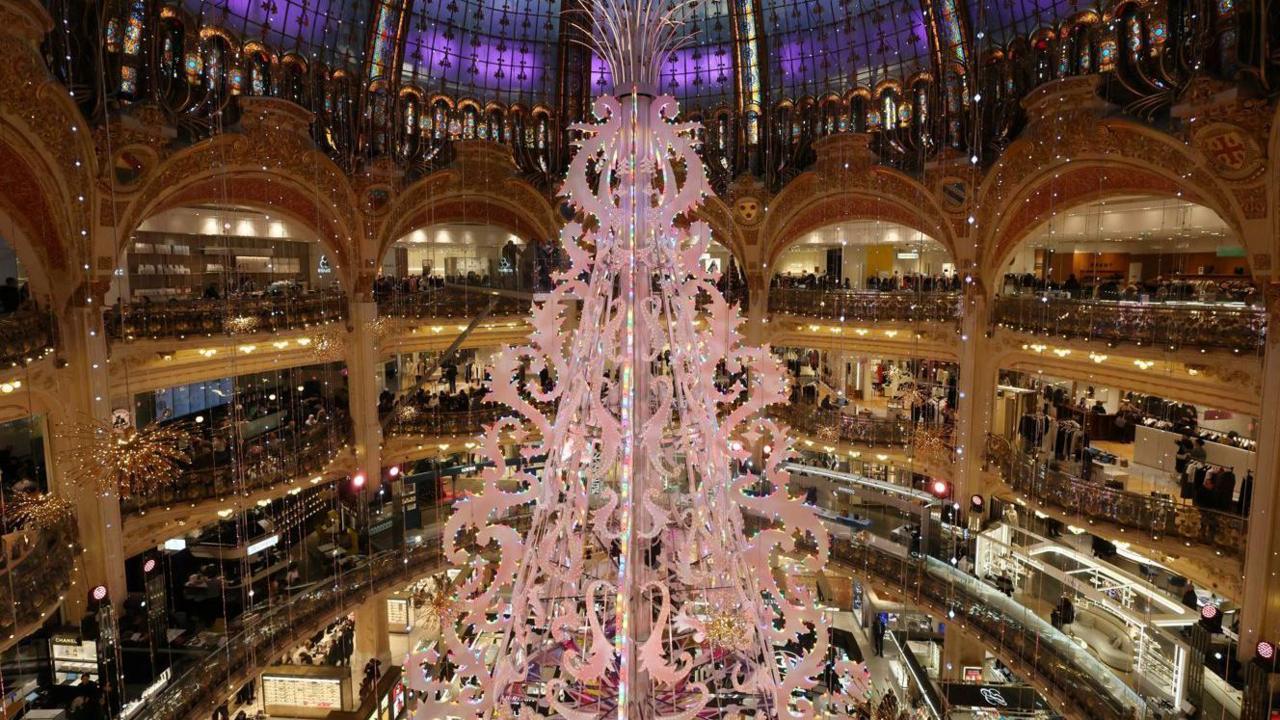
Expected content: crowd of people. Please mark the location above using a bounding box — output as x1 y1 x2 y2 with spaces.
771 271 961 292
1002 272 1258 304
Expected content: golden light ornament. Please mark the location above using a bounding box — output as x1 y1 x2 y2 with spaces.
60 418 193 497
5 493 74 531
308 324 344 360
419 586 453 626
224 314 260 335
911 425 950 463
366 315 392 344
395 404 421 424
703 605 752 652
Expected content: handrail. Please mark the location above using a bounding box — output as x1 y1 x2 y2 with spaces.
768 288 960 323
105 291 348 341
0 307 56 369
985 434 1248 558
121 419 352 514
992 295 1266 352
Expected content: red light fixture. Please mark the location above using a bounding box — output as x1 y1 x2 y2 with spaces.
930 479 951 498
1202 604 1219 619
143 558 157 574
1259 641 1275 660
352 471 366 489
388 466 400 478
92 585 108 602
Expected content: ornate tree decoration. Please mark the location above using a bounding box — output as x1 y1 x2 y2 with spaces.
405 2 867 717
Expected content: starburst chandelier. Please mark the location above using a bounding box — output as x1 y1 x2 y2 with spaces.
59 418 193 498
405 2 868 717
5 492 74 532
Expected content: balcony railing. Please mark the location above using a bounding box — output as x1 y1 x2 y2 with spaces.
376 287 532 320
992 295 1267 352
829 537 1140 720
105 291 348 341
985 435 1247 558
0 517 77 646
143 542 446 720
121 419 351 515
769 404 952 451
769 288 961 323
0 307 55 369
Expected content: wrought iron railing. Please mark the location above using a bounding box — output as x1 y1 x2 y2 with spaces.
985 434 1247 558
768 288 961 323
0 307 56 369
105 291 348 341
992 295 1266 352
121 419 351 515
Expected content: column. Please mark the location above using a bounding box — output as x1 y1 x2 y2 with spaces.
951 286 998 506
351 592 392 695
345 301 383 489
50 305 127 618
1238 285 1280 678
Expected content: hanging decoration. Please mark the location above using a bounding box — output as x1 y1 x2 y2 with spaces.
4 492 74 532
404 1 869 717
224 313 261 335
59 417 193 497
307 324 345 360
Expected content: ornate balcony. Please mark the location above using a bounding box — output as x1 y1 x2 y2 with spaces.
0 515 78 649
986 435 1247 558
0 307 56 369
105 291 348 342
375 287 532 320
769 404 951 451
992 295 1267 353
769 288 960 323
121 419 351 515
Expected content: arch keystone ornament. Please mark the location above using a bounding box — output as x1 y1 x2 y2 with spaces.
402 2 870 718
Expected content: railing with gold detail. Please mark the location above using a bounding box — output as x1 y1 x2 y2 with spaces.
992 295 1266 353
105 290 348 341
0 307 56 369
985 434 1247 558
768 288 961 323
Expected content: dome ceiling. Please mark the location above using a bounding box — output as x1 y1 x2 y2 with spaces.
181 0 1084 106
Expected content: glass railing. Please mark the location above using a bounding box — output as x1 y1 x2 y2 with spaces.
768 288 961 323
829 537 1143 720
0 516 77 644
986 435 1247 558
992 295 1266 352
121 419 351 514
375 286 532 320
0 307 55 369
105 290 348 341
142 541 446 720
